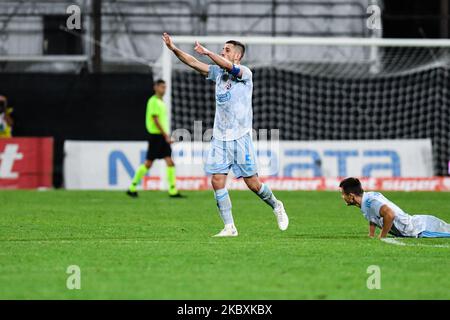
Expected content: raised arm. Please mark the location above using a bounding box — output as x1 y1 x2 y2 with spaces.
378 205 395 239
162 33 209 76
194 41 245 78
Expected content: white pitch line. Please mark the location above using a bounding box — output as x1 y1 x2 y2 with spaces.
381 238 450 248
381 238 406 246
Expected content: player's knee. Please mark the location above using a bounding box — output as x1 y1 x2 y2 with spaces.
211 175 226 190
165 157 175 167
144 160 153 168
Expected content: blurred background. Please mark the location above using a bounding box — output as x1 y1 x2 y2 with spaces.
0 0 449 190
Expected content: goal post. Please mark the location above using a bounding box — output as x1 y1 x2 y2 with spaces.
158 36 450 175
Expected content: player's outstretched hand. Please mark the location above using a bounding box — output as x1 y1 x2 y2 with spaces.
194 41 210 55
162 32 175 51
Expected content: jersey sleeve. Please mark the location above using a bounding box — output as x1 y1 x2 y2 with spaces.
206 65 221 82
238 65 252 81
370 198 386 217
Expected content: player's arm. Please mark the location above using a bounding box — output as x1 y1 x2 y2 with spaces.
162 33 209 76
368 222 377 238
378 205 395 239
194 41 245 78
152 115 172 144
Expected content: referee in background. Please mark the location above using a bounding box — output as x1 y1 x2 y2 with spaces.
127 79 183 198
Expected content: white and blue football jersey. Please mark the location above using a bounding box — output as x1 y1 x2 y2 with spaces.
360 192 450 237
360 192 421 237
206 64 253 141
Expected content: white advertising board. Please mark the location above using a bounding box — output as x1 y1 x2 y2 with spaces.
64 139 433 190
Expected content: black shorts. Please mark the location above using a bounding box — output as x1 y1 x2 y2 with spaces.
146 134 172 160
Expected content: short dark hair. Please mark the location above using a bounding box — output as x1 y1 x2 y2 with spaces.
226 40 245 59
154 79 166 85
339 177 364 196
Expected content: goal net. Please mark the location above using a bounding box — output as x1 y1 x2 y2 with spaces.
158 37 450 176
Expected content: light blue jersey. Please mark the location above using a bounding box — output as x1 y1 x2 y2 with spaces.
360 192 450 238
206 64 253 141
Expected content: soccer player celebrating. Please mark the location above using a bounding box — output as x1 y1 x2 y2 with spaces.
339 177 450 238
162 32 288 237
127 79 182 198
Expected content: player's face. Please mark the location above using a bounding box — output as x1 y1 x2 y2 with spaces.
221 44 240 63
154 83 166 96
340 189 357 206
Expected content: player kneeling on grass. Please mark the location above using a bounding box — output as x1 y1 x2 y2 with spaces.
127 79 183 198
162 32 288 237
339 177 450 239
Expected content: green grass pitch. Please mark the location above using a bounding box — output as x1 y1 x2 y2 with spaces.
1 190 449 299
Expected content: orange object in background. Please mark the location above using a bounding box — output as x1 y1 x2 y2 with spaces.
0 138 53 189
